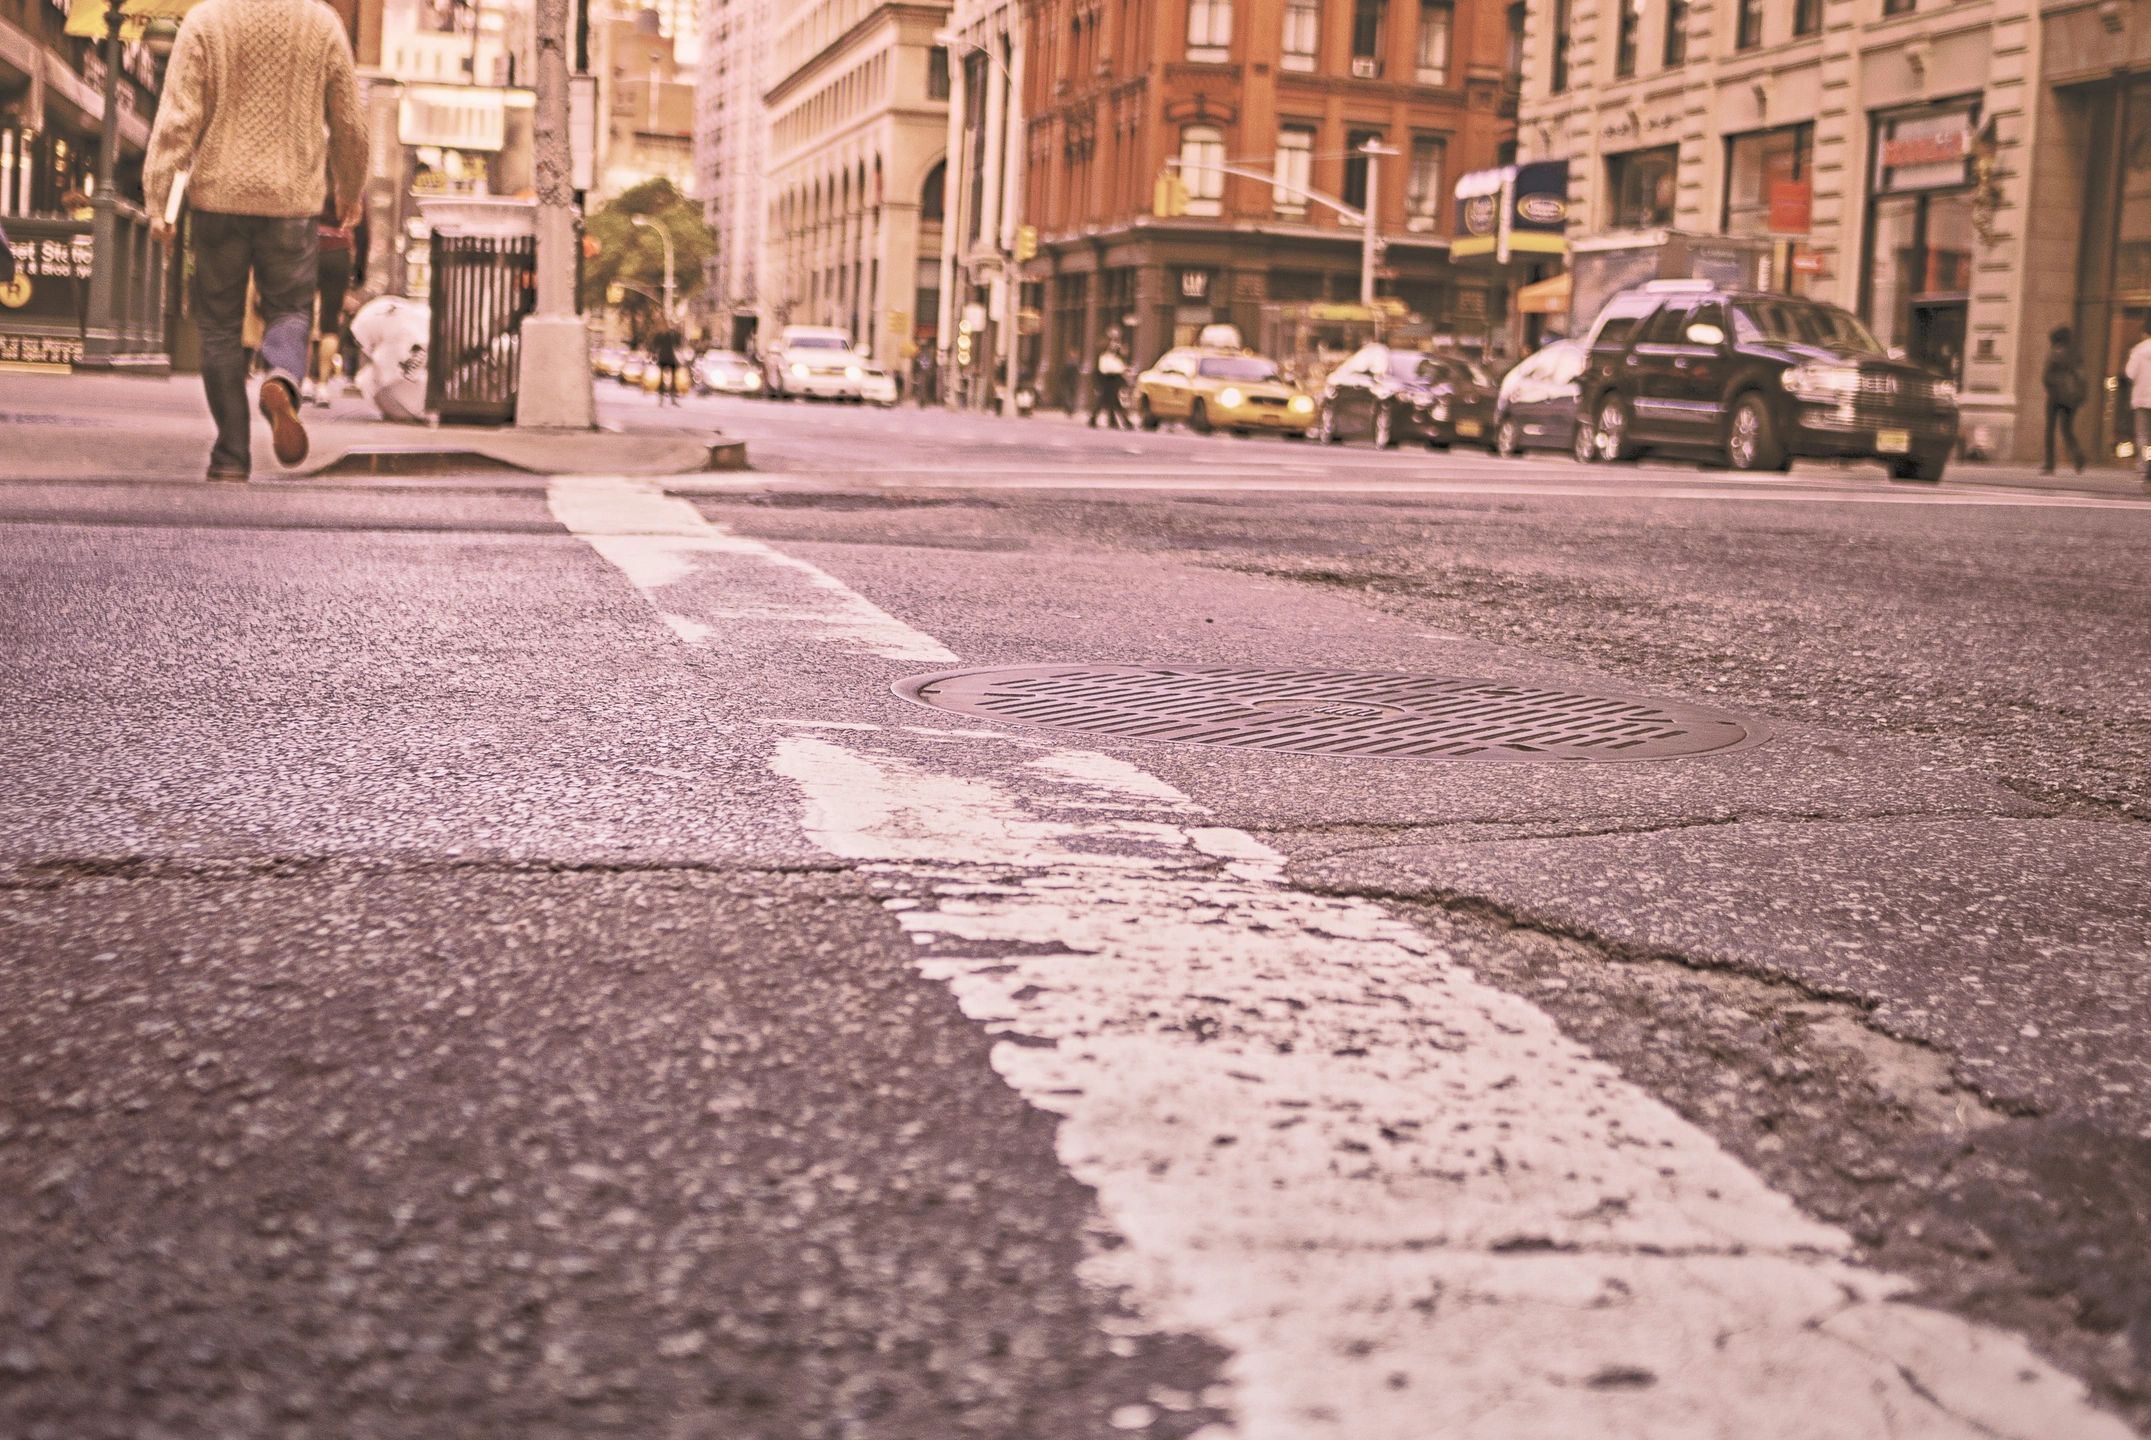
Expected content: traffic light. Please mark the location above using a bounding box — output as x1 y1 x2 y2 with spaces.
1153 173 1189 218
1014 225 1038 262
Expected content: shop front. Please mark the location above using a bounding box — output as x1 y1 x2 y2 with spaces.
1724 122 1815 296
2061 74 2151 464
1861 99 1980 384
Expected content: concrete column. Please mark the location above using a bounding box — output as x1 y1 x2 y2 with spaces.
516 0 596 429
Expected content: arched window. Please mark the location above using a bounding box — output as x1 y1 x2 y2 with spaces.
921 160 947 222
1179 125 1225 216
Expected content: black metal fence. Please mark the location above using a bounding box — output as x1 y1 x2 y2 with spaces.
425 234 537 424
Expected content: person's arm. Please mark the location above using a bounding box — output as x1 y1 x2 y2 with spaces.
323 21 367 226
144 21 209 241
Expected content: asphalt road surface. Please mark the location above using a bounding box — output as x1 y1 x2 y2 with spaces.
4 374 2149 1440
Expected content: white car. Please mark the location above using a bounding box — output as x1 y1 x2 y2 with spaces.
695 349 763 396
859 364 900 406
764 325 867 401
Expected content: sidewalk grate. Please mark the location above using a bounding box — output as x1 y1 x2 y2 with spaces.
894 665 1764 762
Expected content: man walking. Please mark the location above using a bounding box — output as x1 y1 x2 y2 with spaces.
1088 332 1130 430
2127 315 2151 491
651 325 684 406
145 0 365 480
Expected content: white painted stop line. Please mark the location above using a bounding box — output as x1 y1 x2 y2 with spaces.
550 476 2130 1440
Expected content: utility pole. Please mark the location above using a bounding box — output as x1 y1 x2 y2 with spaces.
1359 139 1399 311
516 0 597 428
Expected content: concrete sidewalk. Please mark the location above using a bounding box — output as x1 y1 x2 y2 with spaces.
0 370 745 481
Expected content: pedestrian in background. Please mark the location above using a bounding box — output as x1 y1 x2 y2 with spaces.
2041 325 2087 475
308 185 357 406
2125 315 2151 489
652 325 684 406
1089 331 1130 430
144 0 364 480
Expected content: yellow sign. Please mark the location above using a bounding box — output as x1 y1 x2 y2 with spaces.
886 309 912 338
65 0 201 40
0 273 29 308
605 282 625 305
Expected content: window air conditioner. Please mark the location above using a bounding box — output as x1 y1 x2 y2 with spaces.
1351 56 1379 78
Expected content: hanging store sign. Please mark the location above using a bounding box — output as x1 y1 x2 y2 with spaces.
1178 267 1214 301
1452 161 1568 260
398 85 507 153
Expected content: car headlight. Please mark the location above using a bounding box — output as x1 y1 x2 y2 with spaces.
1288 394 1315 414
1930 378 1956 405
1217 387 1245 409
846 364 863 380
1431 401 1451 422
789 362 809 378
1782 364 1860 399
745 373 761 389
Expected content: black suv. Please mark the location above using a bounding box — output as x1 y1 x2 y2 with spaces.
1574 287 1959 482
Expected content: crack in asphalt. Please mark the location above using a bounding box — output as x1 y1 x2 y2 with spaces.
0 854 856 889
1249 805 2047 852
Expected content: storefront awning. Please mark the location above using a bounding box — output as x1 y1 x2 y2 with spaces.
1453 160 1570 261
1516 272 1571 315
65 0 203 42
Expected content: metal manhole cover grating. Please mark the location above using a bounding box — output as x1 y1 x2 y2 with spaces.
894 665 1765 762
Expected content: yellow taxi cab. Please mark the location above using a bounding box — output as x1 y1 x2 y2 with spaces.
1133 345 1317 437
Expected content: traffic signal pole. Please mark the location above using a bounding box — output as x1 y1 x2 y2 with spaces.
1161 141 1395 319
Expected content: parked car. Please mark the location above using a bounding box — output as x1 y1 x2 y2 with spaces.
694 349 763 396
1574 285 1960 481
1132 347 1316 436
619 353 650 387
1493 339 1587 457
858 363 900 406
591 346 628 379
1314 344 1497 449
764 325 867 401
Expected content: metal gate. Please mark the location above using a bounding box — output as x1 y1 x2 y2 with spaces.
425 234 536 424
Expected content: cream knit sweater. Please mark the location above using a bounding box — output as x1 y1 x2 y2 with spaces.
143 0 365 222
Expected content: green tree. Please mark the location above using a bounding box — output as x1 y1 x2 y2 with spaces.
580 179 715 338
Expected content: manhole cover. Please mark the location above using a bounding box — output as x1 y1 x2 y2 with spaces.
894 665 1764 762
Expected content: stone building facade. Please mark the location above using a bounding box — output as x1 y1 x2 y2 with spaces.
936 0 1024 406
1515 0 2048 456
761 0 952 370
695 0 773 349
1018 0 1521 398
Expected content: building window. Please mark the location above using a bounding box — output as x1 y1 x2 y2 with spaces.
1180 124 1226 215
1614 0 1641 76
1864 104 1977 381
1663 0 1689 64
1736 0 1763 47
1882 0 1913 12
1284 0 1321 69
1724 123 1813 235
1351 0 1387 76
1343 127 1383 210
927 46 950 99
1405 134 1447 230
1793 0 1821 34
1505 2 1526 83
1416 0 1452 82
1187 0 1232 60
1608 143 1679 228
1551 0 1571 90
1275 125 1316 215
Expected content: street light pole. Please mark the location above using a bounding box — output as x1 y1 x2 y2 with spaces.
516 0 597 429
631 214 676 324
1359 139 1398 311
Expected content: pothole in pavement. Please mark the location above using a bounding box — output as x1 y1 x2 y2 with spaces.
894 664 1765 761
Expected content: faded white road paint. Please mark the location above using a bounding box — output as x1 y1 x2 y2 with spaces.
551 475 2133 1440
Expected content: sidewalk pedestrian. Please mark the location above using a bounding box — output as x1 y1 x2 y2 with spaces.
308 186 357 407
1089 332 1130 431
144 0 365 480
652 325 684 406
2124 315 2151 490
2041 325 2087 475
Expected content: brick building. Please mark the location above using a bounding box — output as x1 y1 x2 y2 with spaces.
1017 0 1519 398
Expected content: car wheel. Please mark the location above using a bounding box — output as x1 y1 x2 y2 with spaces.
1496 417 1522 458
1572 417 1598 464
1596 395 1642 462
1889 450 1948 483
1725 392 1789 472
1374 403 1397 449
1315 402 1339 444
1139 397 1160 431
1189 400 1212 434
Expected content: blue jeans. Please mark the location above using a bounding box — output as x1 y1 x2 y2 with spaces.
191 212 318 474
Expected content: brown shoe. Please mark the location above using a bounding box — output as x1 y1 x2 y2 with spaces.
259 379 309 467
206 467 249 483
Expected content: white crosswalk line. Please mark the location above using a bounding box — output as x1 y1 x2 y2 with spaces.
551 474 2132 1440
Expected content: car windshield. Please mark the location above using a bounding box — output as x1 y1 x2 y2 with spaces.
1406 357 1488 388
788 336 849 349
1198 356 1280 381
1731 300 1883 354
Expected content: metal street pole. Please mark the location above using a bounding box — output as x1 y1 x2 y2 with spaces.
516 0 597 428
1359 140 1398 311
632 214 675 323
